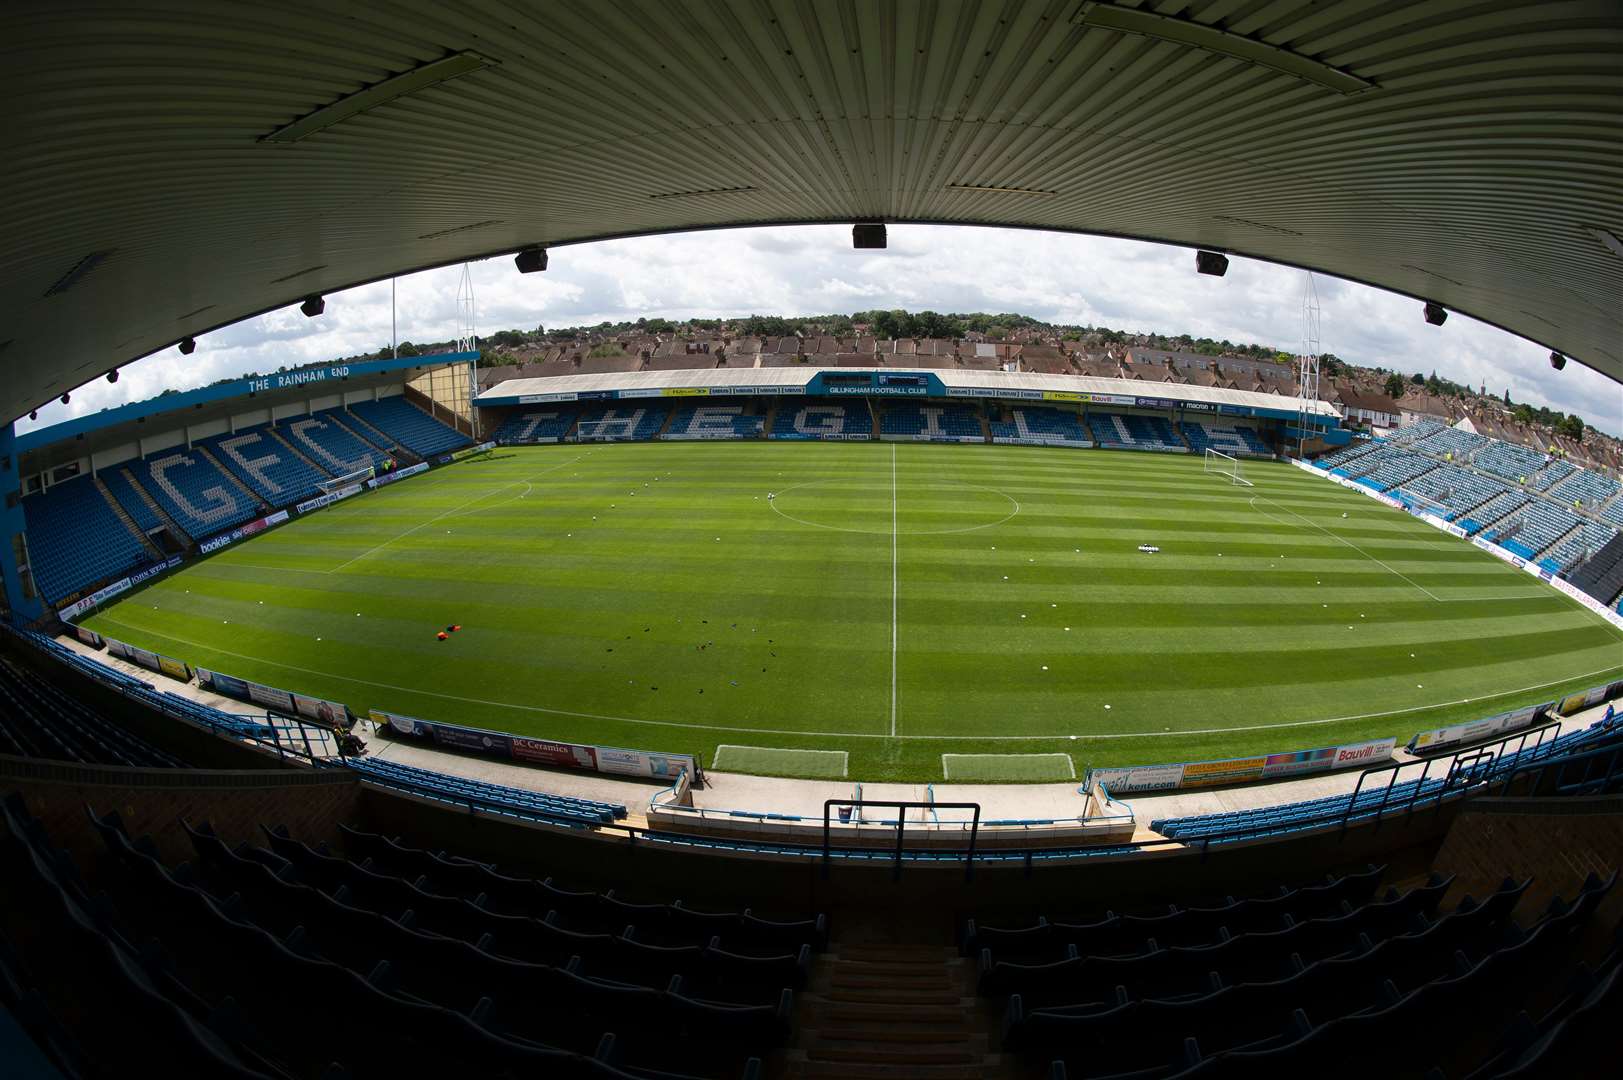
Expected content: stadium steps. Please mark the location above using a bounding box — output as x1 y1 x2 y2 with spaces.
115 466 193 545
976 409 992 442
789 943 1014 1080
267 425 337 478
192 445 271 514
92 475 163 560
1537 519 1588 562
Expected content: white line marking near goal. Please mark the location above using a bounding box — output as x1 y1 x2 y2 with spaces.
890 442 898 738
942 753 1076 780
713 744 848 777
326 453 584 573
83 616 1623 744
1249 493 1448 601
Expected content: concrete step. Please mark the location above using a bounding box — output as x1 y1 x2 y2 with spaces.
823 987 965 1007
795 1060 999 1079
808 1026 974 1046
830 972 954 991
831 959 963 977
811 1001 970 1026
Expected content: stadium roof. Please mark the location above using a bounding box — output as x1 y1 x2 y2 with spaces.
478 365 1343 419
4 0 1620 424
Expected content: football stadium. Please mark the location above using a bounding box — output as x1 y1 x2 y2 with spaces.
3 3 1622 1079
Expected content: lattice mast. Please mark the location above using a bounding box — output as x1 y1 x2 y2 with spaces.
1296 270 1322 458
455 263 479 438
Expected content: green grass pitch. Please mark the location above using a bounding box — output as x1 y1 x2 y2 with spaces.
83 442 1623 782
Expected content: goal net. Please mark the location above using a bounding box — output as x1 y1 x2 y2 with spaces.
319 465 375 493
1203 448 1253 486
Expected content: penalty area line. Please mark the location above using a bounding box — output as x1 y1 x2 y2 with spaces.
77 618 1623 745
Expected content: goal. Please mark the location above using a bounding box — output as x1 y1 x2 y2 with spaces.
319 465 375 493
1203 448 1253 486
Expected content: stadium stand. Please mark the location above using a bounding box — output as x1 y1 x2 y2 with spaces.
1473 439 1549 483
1529 457 1576 491
1461 489 1532 536
662 403 765 440
987 406 1093 446
1314 439 1381 472
20 476 151 601
197 425 332 507
1358 449 1437 492
990 871 1614 1080
1412 425 1488 459
1089 412 1187 452
344 757 628 829
100 464 172 538
573 403 671 442
1177 421 1271 457
346 397 473 458
1495 499 1583 560
1540 520 1619 574
768 398 872 439
1384 418 1447 446
1557 467 1622 509
128 446 264 540
879 403 984 441
0 655 185 767
1396 464 1509 520
492 407 580 444
282 412 387 474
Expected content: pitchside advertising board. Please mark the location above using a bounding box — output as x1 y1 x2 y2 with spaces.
104 637 191 682
367 461 429 489
371 709 695 780
197 668 350 725
199 510 290 554
57 556 184 620
1088 737 1396 794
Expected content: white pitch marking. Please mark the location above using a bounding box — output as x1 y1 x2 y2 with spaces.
890 443 899 738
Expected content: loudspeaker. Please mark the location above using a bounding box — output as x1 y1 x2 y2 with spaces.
514 247 548 273
852 223 887 249
300 295 325 318
1423 302 1447 326
1195 250 1228 276
1550 351 1566 371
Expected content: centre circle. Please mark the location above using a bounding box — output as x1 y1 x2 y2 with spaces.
770 477 1019 535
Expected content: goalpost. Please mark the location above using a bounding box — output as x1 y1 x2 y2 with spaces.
1203 448 1253 487
319 465 375 494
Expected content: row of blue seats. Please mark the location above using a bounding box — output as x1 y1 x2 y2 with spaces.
348 396 473 458
1177 421 1269 457
344 756 627 826
284 411 390 473
664 404 765 439
879 403 983 437
963 864 1386 958
1091 411 1185 451
1033 874 1613 1080
21 474 152 601
0 656 185 767
574 403 671 441
493 407 580 443
334 822 826 952
987 406 1093 444
977 875 1457 1000
197 424 331 506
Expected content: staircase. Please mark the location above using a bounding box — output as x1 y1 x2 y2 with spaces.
93 475 162 560
193 445 271 513
268 425 336 477
118 467 193 545
787 943 1014 1079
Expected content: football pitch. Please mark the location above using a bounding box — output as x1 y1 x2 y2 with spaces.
83 442 1623 782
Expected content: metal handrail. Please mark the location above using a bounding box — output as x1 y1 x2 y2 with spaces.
822 799 982 881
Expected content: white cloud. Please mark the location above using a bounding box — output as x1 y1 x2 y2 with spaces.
19 224 1621 436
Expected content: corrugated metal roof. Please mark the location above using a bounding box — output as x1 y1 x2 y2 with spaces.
478 365 1342 417
2 0 1619 423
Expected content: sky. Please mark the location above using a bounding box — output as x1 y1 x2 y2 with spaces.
20 224 1621 437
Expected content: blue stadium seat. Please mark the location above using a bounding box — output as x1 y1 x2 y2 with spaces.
492 407 579 444
99 465 169 536
768 398 872 439
128 447 262 540
197 425 331 506
1089 412 1186 452
21 476 151 601
988 406 1093 445
280 412 387 474
573 403 671 442
346 397 473 457
1178 421 1270 457
879 403 984 440
663 403 764 440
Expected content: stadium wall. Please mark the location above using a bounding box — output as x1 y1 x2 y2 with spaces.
1 421 46 622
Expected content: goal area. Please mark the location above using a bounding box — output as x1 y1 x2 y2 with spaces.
1203 448 1253 486
319 465 375 493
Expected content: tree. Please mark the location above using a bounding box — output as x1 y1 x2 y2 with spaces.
1503 389 1511 406
1383 373 1407 399
1513 403 1535 426
1558 413 1585 440
1412 373 1425 384
1425 371 1442 394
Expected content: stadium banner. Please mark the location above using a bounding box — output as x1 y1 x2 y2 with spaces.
199 510 290 554
451 441 496 461
991 436 1092 448
291 693 349 726
128 556 182 587
1544 575 1623 631
517 392 578 404
195 668 250 700
661 431 745 441
767 432 871 441
246 681 295 712
367 461 429 489
1408 702 1549 754
1089 737 1397 794
104 637 191 681
58 576 136 621
878 434 984 444
296 482 363 514
369 709 690 779
73 625 104 648
157 655 192 681
660 387 710 397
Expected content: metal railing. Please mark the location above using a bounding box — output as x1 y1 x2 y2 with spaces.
1505 741 1623 798
822 799 983 880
